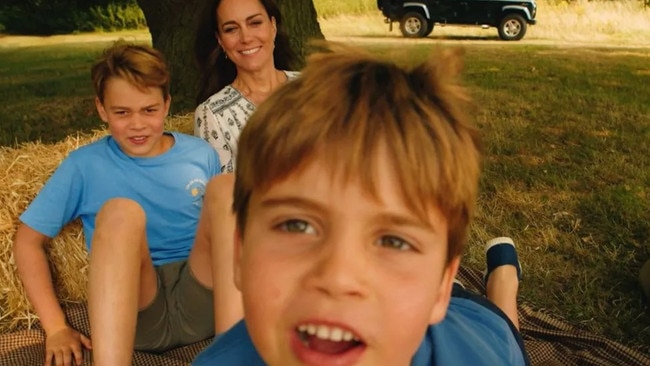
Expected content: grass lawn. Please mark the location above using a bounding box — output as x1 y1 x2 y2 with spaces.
0 31 149 146
1 7 649 354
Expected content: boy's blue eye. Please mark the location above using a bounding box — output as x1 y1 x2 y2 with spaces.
378 235 412 251
278 219 315 234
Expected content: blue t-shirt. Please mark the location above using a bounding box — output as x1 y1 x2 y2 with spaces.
20 132 220 265
192 295 527 365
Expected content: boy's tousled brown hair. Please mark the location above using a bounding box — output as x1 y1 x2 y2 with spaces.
234 44 481 262
91 41 170 103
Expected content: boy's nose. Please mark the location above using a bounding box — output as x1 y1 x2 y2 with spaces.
129 115 146 129
305 233 369 299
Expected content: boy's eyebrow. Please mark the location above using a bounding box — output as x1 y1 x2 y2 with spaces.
221 13 264 27
374 212 437 233
140 103 162 110
259 196 438 232
108 103 161 111
259 196 324 212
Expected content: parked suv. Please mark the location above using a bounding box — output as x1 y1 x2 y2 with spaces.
377 0 537 40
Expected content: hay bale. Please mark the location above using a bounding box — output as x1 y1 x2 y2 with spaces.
0 115 193 333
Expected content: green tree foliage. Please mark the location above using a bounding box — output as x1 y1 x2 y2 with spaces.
0 0 146 35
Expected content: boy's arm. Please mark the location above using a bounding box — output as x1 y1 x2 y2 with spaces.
13 223 91 365
14 224 67 332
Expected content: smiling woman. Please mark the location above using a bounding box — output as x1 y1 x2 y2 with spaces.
193 0 298 173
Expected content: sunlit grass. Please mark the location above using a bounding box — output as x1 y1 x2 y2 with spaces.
312 0 376 18
534 0 650 42
314 0 650 44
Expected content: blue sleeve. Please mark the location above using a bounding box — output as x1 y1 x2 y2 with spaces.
192 321 265 365
412 297 527 366
19 156 83 237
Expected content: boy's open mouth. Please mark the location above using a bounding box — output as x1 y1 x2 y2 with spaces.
129 136 147 144
296 323 364 354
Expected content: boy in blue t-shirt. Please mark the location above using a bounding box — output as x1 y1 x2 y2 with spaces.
192 46 530 365
13 43 223 365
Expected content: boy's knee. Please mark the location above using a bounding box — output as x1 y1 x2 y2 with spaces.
96 197 146 227
93 199 150 260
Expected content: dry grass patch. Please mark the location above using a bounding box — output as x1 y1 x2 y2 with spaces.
318 0 650 46
0 31 151 49
534 0 650 43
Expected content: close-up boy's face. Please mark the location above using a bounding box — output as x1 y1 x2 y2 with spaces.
235 146 459 366
95 77 170 158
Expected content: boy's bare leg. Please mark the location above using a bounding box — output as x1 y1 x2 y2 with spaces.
88 198 158 366
485 265 520 330
191 173 242 334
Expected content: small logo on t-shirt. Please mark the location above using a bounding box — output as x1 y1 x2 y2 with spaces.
186 178 207 207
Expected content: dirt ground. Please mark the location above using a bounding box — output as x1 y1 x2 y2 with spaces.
2 27 649 51
0 31 151 49
348 35 649 48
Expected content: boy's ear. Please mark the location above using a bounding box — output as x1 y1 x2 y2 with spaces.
233 225 243 291
94 97 108 123
428 256 461 324
164 95 172 116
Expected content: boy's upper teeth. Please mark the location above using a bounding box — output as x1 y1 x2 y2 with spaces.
297 323 359 342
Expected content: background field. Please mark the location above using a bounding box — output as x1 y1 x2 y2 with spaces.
2 0 649 146
318 0 650 44
0 0 649 353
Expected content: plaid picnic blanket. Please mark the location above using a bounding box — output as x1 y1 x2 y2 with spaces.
2 266 649 365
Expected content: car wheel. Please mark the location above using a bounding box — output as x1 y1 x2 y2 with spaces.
400 12 429 38
498 14 527 41
423 22 435 37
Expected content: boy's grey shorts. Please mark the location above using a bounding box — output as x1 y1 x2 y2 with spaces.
134 259 215 352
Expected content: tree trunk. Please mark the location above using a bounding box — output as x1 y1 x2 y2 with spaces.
136 0 204 112
277 0 324 63
136 0 323 113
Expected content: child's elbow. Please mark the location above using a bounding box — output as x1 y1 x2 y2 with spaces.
13 223 48 257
